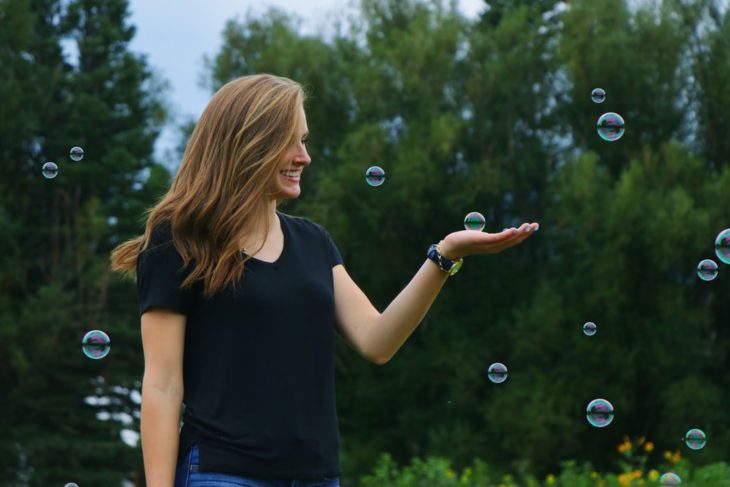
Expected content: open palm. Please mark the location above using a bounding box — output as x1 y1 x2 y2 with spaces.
441 222 539 259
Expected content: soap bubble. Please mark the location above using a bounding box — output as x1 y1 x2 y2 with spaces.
596 112 625 142
591 88 606 104
42 162 58 179
64 483 79 487
487 362 508 384
697 259 719 281
69 146 84 162
464 212 486 231
583 321 597 336
659 473 682 485
684 428 707 450
586 398 614 427
365 166 385 187
82 330 111 360
715 228 730 265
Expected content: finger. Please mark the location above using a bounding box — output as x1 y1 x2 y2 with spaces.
512 223 539 242
487 223 539 251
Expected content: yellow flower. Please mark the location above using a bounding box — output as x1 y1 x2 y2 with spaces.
446 469 455 479
617 438 633 454
648 470 659 481
618 472 632 486
631 470 642 479
672 450 682 464
643 441 654 453
545 473 556 485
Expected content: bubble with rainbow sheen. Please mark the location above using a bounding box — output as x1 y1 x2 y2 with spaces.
596 112 625 142
583 321 597 336
69 146 84 162
486 362 508 384
659 473 682 485
42 162 58 179
697 259 718 281
82 329 111 360
365 166 385 187
463 211 486 231
684 428 706 450
586 398 614 427
591 88 606 104
715 228 730 265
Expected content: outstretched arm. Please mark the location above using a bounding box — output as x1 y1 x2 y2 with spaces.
333 222 539 365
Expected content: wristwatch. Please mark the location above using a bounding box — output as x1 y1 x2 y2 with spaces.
427 243 463 276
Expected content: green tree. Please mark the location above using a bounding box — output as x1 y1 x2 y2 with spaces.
0 0 170 484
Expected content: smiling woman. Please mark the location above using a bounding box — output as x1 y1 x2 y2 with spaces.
108 72 536 487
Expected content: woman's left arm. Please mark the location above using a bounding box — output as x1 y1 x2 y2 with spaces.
333 222 539 365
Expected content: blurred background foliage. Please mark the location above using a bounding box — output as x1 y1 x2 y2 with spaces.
1 0 729 485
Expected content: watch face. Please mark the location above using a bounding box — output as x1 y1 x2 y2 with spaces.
449 259 463 276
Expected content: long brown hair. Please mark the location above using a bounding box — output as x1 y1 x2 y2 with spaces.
110 74 305 296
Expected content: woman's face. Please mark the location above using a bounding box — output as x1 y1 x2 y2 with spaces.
272 106 311 201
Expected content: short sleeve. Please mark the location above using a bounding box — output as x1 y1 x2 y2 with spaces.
317 224 344 268
136 222 194 316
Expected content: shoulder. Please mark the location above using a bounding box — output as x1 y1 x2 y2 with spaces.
144 220 174 249
138 220 182 263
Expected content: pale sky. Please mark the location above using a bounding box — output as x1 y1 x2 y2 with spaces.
125 0 486 160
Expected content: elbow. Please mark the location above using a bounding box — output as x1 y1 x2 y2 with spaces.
369 352 391 366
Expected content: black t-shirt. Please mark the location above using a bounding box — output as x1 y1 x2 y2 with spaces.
136 212 344 479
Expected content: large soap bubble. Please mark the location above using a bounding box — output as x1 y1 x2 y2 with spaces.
596 112 625 142
586 398 614 427
464 212 486 231
487 362 508 384
697 259 718 281
365 166 386 187
715 228 730 265
82 330 111 360
42 162 59 179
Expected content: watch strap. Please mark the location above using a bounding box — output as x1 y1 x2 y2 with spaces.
427 243 463 276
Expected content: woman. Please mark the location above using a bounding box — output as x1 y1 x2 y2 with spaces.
110 73 538 487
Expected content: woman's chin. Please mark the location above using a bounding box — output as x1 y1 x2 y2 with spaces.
273 186 301 201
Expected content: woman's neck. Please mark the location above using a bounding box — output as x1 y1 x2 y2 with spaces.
240 201 280 252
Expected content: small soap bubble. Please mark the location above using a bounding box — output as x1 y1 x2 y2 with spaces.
684 428 707 450
69 146 84 162
596 112 625 142
715 228 730 265
697 259 718 281
659 473 682 485
82 330 111 360
64 483 79 487
464 211 486 231
487 362 508 384
591 88 606 104
583 321 597 336
365 166 385 187
586 398 614 427
42 162 58 179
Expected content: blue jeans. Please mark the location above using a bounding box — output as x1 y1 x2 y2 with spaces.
174 445 341 487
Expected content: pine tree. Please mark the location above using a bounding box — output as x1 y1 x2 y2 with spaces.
1 0 170 484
